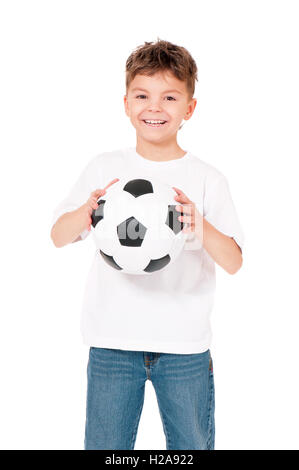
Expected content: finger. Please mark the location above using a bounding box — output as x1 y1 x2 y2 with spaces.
175 204 193 214
92 195 104 203
93 190 106 203
174 192 191 204
173 186 190 200
172 186 184 195
172 186 192 202
89 199 99 210
178 215 193 224
104 178 120 190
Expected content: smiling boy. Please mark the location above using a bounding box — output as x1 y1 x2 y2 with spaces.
51 39 244 450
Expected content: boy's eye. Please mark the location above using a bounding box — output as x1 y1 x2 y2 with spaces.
135 95 176 101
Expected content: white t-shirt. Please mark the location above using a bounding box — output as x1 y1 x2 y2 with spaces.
51 147 244 354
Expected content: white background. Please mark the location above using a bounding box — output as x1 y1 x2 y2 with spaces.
0 0 298 450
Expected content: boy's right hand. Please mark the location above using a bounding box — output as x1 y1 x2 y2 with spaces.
78 178 120 232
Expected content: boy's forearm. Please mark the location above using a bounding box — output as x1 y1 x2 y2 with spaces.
198 216 243 274
173 187 243 275
51 208 85 248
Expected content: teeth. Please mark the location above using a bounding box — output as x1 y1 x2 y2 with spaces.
144 120 166 124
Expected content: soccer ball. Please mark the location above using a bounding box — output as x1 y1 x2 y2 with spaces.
91 177 188 275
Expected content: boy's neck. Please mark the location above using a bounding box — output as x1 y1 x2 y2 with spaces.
135 141 187 162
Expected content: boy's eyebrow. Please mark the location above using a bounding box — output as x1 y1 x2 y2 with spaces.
131 87 183 95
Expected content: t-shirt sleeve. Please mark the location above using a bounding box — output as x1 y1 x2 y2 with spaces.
51 156 102 241
203 175 245 253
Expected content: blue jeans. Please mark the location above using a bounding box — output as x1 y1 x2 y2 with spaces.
84 347 215 450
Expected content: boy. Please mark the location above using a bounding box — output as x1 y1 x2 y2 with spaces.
50 39 244 450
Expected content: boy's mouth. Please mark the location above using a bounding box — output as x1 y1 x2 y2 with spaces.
142 119 168 128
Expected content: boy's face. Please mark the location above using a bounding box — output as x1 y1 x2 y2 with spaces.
124 71 197 144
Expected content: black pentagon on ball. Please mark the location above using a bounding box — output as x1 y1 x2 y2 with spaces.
144 254 171 273
123 179 153 198
165 205 184 235
117 216 147 247
99 250 123 270
91 199 106 228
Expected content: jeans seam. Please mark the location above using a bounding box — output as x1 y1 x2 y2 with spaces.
206 366 215 450
130 397 144 450
154 392 172 450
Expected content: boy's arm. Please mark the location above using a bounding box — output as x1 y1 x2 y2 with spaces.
51 180 119 248
201 217 243 274
50 206 88 248
173 186 243 275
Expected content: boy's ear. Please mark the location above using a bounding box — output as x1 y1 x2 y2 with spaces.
184 97 197 121
123 95 129 117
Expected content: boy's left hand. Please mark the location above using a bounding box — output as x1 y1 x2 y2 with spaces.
172 186 203 238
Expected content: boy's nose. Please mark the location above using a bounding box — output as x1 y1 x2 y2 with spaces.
147 101 163 112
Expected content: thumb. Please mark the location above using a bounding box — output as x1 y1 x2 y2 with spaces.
94 189 106 199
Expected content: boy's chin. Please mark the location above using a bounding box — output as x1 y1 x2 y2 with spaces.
135 126 177 141
136 133 175 144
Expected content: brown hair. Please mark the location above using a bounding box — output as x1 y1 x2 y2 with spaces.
125 38 198 101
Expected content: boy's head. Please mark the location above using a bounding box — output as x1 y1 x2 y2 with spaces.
124 39 198 145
